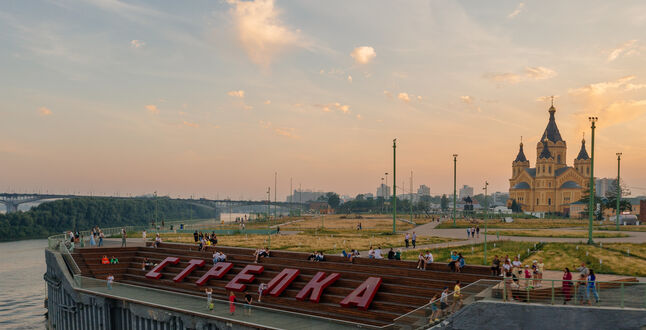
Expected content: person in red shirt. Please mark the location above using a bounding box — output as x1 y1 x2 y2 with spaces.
101 255 109 264
228 291 236 315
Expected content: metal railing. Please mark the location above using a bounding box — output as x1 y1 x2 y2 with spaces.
493 277 646 309
391 279 500 329
73 276 374 330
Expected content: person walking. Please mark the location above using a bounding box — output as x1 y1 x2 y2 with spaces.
587 269 599 304
107 274 114 290
142 230 147 244
404 233 410 248
466 228 470 239
98 230 104 247
206 287 214 310
121 228 127 247
451 280 462 312
412 232 417 248
476 225 480 238
562 268 572 304
89 232 96 247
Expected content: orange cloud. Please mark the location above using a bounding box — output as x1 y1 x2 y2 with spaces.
38 107 52 116
274 127 298 139
351 46 376 64
227 90 245 98
607 40 638 62
182 121 199 128
145 104 159 114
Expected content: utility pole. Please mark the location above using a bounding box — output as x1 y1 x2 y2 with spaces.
290 177 293 217
154 191 158 228
299 183 302 216
453 154 458 227
385 172 389 214
588 117 598 245
410 170 413 223
392 139 397 234
274 172 277 219
616 153 622 230
483 181 489 263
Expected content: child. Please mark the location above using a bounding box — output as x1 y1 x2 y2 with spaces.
258 283 268 302
106 274 114 290
429 294 440 323
524 265 533 289
206 288 214 310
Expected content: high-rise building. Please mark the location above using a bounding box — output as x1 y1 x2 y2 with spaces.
459 185 474 200
417 185 430 197
286 189 326 203
377 184 391 198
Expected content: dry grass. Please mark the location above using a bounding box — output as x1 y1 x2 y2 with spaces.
161 230 455 254
279 215 416 231
596 225 646 232
436 218 589 229
602 243 646 260
400 241 538 266
523 243 646 277
496 230 628 239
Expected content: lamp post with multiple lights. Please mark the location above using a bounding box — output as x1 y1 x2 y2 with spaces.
587 117 598 245
453 154 458 227
616 153 622 230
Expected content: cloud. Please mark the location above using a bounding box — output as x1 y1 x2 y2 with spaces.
274 127 298 139
569 76 636 96
535 95 559 102
182 121 199 128
484 66 556 84
607 40 638 62
38 106 52 116
227 0 300 67
397 92 411 103
145 104 159 114
508 3 525 18
356 114 362 120
227 90 245 98
350 46 376 64
264 100 271 104
315 102 351 114
589 100 646 127
347 75 353 83
130 39 145 48
460 96 474 104
259 120 272 128
383 90 393 98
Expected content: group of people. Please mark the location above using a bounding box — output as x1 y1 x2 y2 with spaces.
448 251 465 272
101 255 119 264
562 263 600 305
404 232 417 248
194 231 218 251
212 250 227 264
307 251 326 262
416 250 434 270
428 280 463 324
466 226 480 239
88 227 105 247
141 257 155 270
204 288 252 315
497 255 544 291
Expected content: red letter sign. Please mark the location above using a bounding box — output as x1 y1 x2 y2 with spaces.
196 262 234 286
145 257 179 279
266 268 300 297
296 272 340 303
225 265 264 292
339 277 382 310
173 259 205 283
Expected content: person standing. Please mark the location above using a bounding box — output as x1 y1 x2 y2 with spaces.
587 269 599 304
491 255 501 276
107 274 114 290
142 230 147 244
412 232 417 248
404 233 410 248
98 230 104 247
466 228 470 239
476 225 480 238
121 228 127 247
205 288 214 310
562 267 572 304
228 291 236 315
89 232 96 247
258 283 267 302
244 290 252 316
451 280 462 312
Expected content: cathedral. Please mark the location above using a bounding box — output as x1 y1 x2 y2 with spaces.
508 102 591 216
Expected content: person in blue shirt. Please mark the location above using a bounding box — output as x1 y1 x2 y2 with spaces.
587 269 599 303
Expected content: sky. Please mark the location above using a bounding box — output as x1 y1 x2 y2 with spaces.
2 0 646 201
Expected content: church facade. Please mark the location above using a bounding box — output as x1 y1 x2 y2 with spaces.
508 104 591 216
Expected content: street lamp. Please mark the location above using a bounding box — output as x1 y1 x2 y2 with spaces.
616 153 622 230
453 154 458 227
392 139 397 234
587 117 598 245
267 187 271 248
483 181 489 263
385 172 389 214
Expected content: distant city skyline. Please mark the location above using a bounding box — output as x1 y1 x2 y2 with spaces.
2 0 646 200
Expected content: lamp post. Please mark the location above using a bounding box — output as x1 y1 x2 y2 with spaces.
616 153 622 230
587 117 598 245
385 172 389 214
483 181 489 264
392 139 397 234
267 187 271 248
453 154 458 227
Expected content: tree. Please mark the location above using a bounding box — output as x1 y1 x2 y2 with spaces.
326 192 341 209
440 194 449 211
510 199 522 213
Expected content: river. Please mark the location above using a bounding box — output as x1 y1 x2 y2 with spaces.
0 239 47 329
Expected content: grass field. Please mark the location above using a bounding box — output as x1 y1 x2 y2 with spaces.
436 218 591 229
602 243 646 260
400 241 538 266
162 230 457 254
279 215 419 231
496 230 628 239
596 225 646 232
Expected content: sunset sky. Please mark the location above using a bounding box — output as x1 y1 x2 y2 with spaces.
2 0 646 200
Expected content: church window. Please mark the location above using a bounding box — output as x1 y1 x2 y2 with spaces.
537 198 539 205
542 165 545 173
548 198 551 205
549 166 551 173
586 167 589 174
548 182 551 188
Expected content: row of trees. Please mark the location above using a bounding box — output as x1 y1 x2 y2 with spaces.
0 197 215 241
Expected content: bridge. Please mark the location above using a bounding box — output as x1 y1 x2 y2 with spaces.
0 193 307 214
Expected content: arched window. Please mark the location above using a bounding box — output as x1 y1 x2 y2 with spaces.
586 167 590 174
537 198 539 205
548 198 551 205
557 155 561 163
549 166 552 174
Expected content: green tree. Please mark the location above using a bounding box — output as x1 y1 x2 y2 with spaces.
510 199 522 213
325 192 341 209
440 194 449 211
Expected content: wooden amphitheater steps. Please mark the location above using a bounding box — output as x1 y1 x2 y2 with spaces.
74 243 497 326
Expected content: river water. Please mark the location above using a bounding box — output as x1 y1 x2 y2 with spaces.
0 239 47 329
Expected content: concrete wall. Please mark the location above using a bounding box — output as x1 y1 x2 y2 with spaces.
44 249 255 330
437 301 646 330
